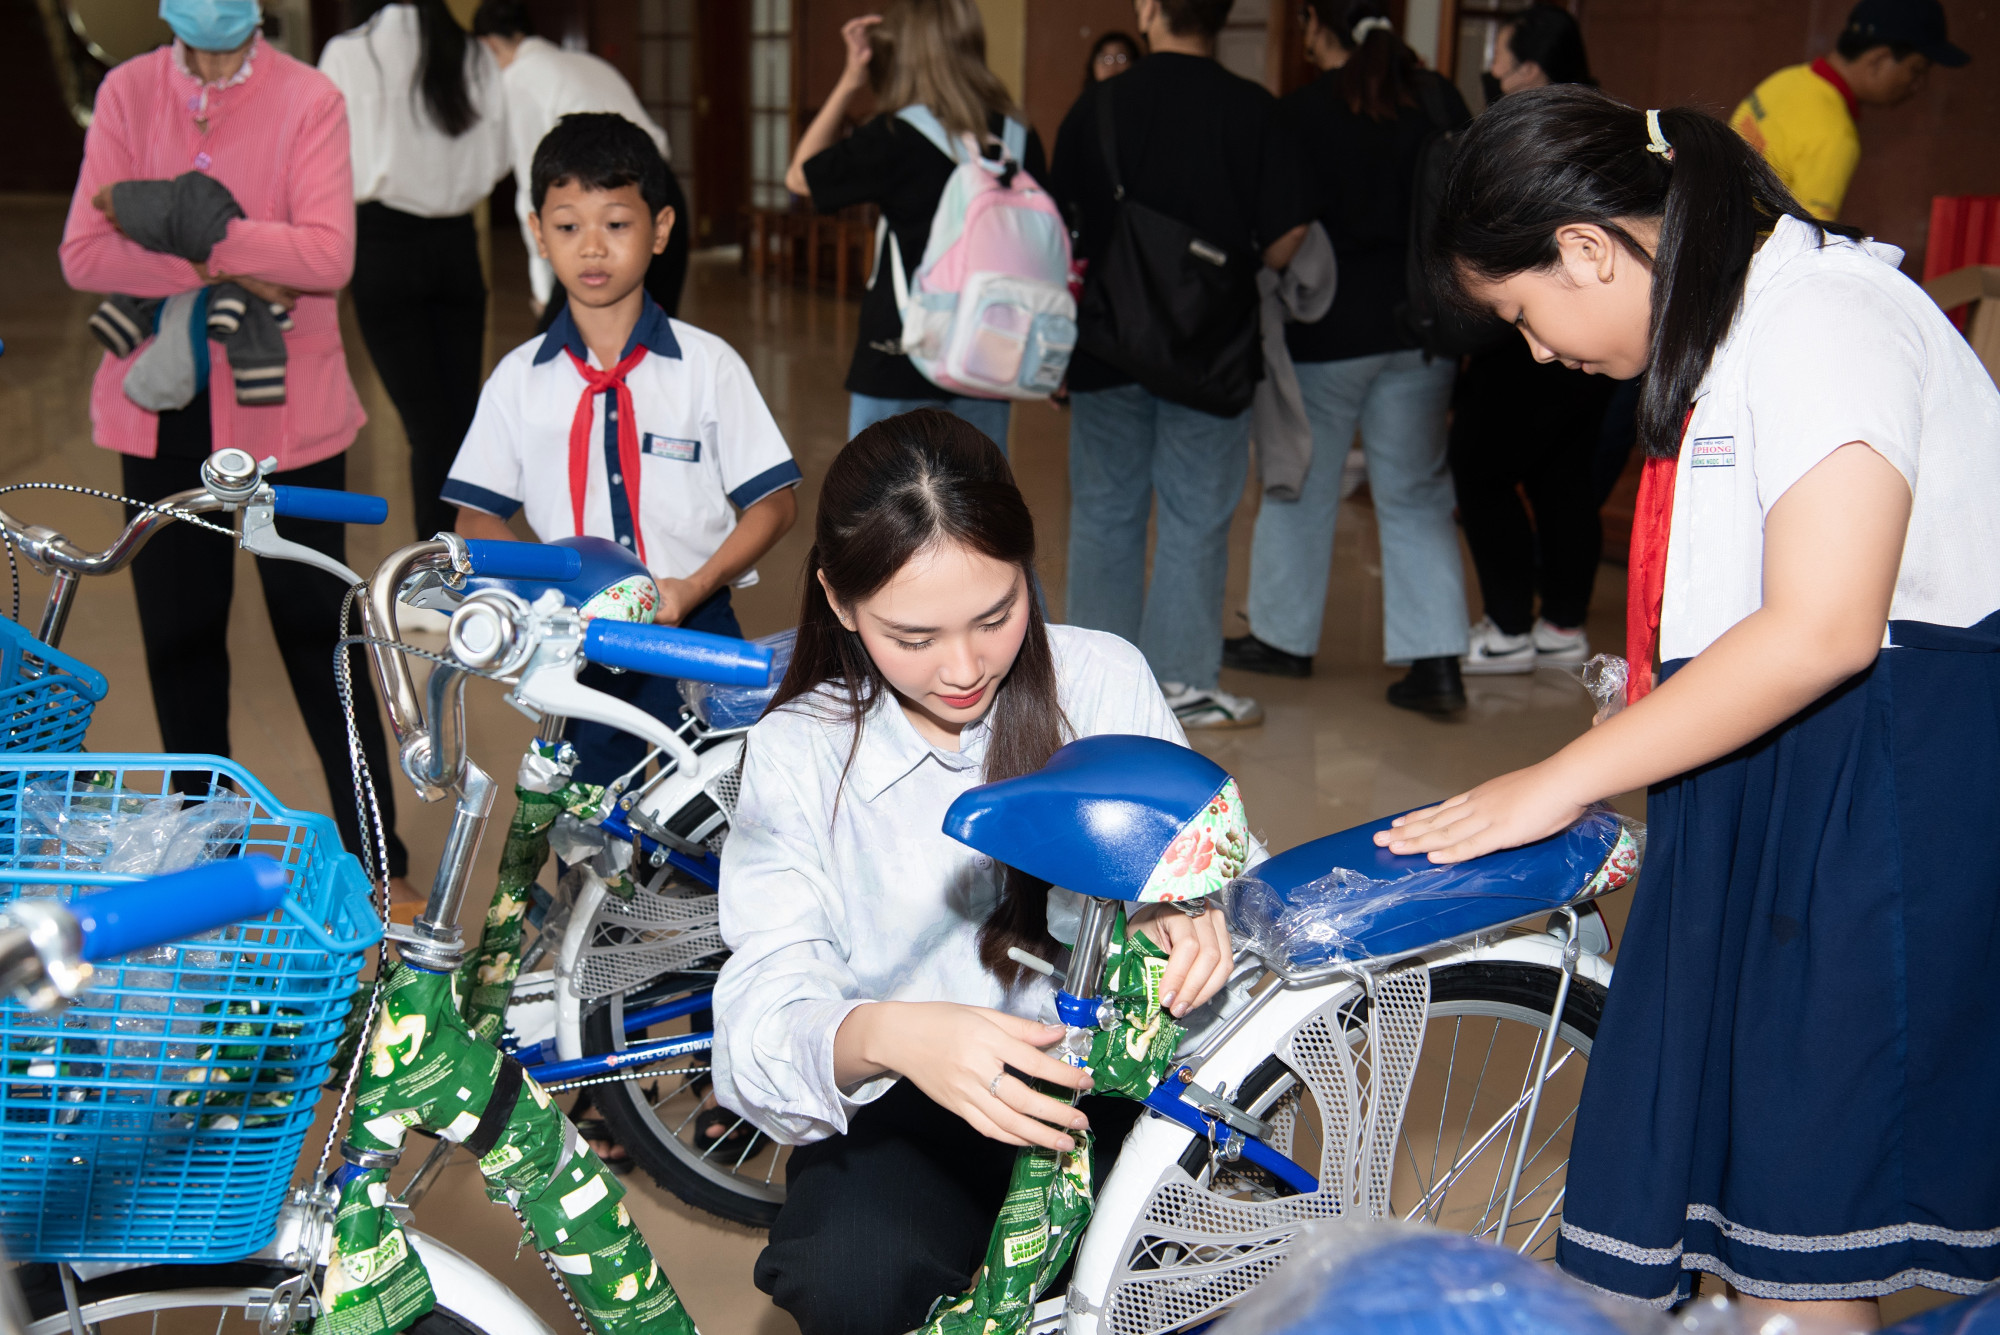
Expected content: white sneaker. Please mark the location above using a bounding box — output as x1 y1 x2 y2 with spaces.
1461 617 1536 675
1161 682 1265 729
1532 619 1591 665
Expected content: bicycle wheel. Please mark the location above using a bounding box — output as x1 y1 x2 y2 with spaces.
582 982 791 1229
1179 959 1602 1261
15 1261 498 1334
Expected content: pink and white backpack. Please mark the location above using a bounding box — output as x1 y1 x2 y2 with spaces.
875 107 1077 400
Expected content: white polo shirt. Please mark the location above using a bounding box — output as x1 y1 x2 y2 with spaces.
1659 215 2000 665
443 297 801 585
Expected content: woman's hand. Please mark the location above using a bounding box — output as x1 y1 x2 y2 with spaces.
91 185 124 234
838 1001 1093 1151
1130 903 1235 1018
1373 761 1589 863
835 15 883 92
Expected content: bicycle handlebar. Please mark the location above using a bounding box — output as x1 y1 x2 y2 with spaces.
73 858 290 962
583 620 776 686
461 539 583 582
270 486 389 526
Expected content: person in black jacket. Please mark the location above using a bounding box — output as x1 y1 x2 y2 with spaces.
1451 5 1626 676
1222 0 1473 714
1050 0 1309 731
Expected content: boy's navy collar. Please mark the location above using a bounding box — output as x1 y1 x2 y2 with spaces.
533 293 681 367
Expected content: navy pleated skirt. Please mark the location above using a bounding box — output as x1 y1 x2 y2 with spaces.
1556 613 2000 1305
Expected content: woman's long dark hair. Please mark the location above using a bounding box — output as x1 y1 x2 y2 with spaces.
355 0 480 137
1428 86 1858 458
768 410 1070 986
1309 0 1420 121
1502 5 1596 88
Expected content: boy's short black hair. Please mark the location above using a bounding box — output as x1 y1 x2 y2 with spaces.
471 0 532 38
530 113 670 215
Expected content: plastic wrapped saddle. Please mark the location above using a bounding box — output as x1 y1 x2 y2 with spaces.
1226 807 1642 973
680 628 794 730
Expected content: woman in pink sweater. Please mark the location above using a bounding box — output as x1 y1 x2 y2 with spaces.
59 3 407 888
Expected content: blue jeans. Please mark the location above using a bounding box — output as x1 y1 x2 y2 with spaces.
848 393 1011 454
1066 385 1250 689
1248 351 1467 663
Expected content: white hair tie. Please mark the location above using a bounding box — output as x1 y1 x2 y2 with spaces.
1645 108 1675 162
1351 16 1394 42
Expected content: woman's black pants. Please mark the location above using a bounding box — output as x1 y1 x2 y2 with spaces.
349 201 488 542
122 403 407 878
756 1079 1141 1335
1448 338 1622 636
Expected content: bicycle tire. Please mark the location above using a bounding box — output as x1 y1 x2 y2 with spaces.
15 1260 495 1334
583 988 789 1230
1178 959 1603 1258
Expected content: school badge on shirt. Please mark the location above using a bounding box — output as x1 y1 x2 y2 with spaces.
1691 436 1736 468
643 433 701 463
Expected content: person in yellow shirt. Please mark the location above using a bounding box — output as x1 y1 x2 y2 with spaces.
1732 0 1968 220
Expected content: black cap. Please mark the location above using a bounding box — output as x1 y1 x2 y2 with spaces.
1844 0 1971 65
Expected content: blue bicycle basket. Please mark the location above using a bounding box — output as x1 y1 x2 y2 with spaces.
0 618 106 758
0 754 380 1262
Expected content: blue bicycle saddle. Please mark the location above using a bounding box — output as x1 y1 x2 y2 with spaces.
1230 808 1638 970
466 535 654 619
944 734 1248 903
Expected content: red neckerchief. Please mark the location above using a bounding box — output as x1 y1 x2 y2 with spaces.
1810 56 1861 121
564 345 649 566
1624 409 1694 704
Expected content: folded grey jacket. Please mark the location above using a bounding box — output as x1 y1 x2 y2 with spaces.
87 173 289 408
1252 222 1338 502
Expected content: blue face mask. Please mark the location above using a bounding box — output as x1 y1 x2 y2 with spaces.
160 0 263 52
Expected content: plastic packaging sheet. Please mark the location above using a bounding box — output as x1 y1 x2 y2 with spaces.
679 628 794 730
1213 1217 1923 1335
1225 809 1643 972
1212 1219 1660 1335
1577 654 1629 725
22 778 253 876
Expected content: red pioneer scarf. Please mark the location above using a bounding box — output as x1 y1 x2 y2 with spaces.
1624 410 1694 704
565 345 650 567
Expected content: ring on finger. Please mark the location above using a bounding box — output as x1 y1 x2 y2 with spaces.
988 1071 1006 1098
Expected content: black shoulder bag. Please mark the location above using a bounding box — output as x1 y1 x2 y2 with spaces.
1075 81 1263 418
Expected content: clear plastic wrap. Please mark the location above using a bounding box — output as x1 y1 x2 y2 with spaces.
681 627 795 730
22 781 253 875
1212 1220 1880 1335
1578 653 1629 725
1213 1219 1654 1335
1224 809 1642 971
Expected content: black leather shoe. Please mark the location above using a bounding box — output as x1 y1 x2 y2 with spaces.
1387 656 1467 715
1222 634 1312 678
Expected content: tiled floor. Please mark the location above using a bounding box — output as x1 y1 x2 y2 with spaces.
0 195 1945 1329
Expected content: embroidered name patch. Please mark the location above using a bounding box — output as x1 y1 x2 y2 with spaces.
1690 436 1736 469
643 433 700 463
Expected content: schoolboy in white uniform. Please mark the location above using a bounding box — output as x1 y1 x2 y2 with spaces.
446 112 800 782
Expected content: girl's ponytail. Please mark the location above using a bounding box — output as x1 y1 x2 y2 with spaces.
1427 86 1859 458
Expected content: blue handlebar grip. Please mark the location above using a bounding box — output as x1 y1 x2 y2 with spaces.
584 620 776 687
74 858 290 963
269 486 390 526
461 539 583 582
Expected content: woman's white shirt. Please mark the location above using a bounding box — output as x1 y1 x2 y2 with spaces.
713 625 1188 1145
1660 214 2000 663
320 4 509 217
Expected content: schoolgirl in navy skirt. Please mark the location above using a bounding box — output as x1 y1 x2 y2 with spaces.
1385 87 2000 1325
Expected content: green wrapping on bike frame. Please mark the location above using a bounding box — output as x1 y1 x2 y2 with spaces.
919 914 1182 1335
457 739 613 1043
330 964 699 1335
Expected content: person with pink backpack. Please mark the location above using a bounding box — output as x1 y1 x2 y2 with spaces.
784 0 1056 453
